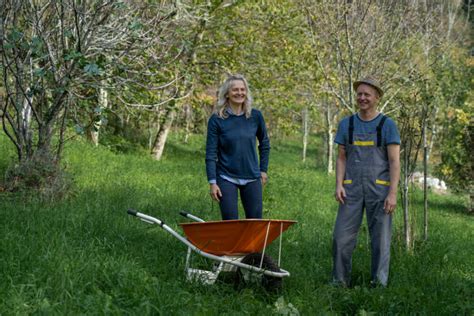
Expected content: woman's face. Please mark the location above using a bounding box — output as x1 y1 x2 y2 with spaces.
227 80 247 106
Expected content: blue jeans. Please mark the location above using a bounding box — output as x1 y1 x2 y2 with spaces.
216 177 262 220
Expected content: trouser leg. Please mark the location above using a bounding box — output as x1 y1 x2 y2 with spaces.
332 199 364 286
216 177 239 220
239 179 263 219
366 199 392 286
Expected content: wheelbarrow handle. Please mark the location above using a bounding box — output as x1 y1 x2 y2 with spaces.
179 211 205 223
127 209 138 216
127 209 165 226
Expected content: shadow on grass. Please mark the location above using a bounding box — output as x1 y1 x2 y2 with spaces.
272 140 322 156
2 181 472 314
65 184 299 297
0 155 15 187
432 200 470 216
163 142 206 160
410 193 470 216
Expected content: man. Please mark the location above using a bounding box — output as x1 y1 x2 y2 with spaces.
332 77 400 287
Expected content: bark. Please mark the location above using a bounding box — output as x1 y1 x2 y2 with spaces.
20 92 33 157
56 105 69 162
90 85 108 147
151 106 176 160
183 103 192 144
470 191 474 214
423 120 428 241
326 131 334 174
302 107 309 162
325 102 335 174
426 106 439 162
148 112 160 150
402 147 412 250
37 123 54 156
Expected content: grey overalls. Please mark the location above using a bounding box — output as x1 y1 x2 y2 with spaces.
332 114 392 287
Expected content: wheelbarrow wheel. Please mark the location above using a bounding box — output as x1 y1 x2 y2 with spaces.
235 252 282 292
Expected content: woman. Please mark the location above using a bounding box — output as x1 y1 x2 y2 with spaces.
205 74 270 220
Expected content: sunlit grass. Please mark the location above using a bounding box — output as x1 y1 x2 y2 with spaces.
0 132 472 314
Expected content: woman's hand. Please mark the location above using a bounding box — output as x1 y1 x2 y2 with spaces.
209 183 222 202
260 172 268 186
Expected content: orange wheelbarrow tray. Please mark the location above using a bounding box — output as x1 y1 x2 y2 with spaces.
127 209 296 286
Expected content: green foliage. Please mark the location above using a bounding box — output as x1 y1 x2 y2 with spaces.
83 63 102 76
1 1 471 187
0 133 472 314
100 132 149 155
428 51 474 213
437 99 473 194
190 0 321 137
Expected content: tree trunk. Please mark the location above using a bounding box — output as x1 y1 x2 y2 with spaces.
21 96 33 145
20 93 33 158
470 190 474 214
326 129 334 174
90 86 108 146
37 123 54 157
402 148 412 250
302 107 309 162
426 106 439 162
183 103 192 144
325 102 334 174
423 121 428 240
151 106 175 160
148 112 160 150
56 105 69 162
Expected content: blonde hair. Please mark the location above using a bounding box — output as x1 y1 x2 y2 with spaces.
215 74 253 119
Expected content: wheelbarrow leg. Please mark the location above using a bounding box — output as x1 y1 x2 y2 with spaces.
185 247 223 285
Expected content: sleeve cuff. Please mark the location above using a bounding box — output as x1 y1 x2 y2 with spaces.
209 179 216 184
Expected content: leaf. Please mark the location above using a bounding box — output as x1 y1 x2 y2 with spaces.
8 29 23 42
31 37 42 46
84 63 101 76
33 68 46 77
274 296 300 316
64 30 74 38
129 20 143 31
74 125 85 135
64 51 83 61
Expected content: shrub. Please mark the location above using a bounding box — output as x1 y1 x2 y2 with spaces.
2 149 73 201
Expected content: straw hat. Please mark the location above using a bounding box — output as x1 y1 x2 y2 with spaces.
353 77 384 97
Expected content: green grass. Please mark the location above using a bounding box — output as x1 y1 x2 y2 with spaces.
0 132 473 315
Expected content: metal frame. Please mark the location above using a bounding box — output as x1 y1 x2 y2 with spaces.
128 210 290 284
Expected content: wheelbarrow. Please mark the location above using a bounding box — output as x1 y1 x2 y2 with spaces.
126 209 296 291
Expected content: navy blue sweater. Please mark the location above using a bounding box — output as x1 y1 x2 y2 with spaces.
205 109 270 181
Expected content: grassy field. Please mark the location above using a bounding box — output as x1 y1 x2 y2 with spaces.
0 132 472 315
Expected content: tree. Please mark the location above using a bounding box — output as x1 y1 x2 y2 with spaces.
199 1 322 146
149 0 228 160
301 0 433 174
436 77 473 213
0 0 174 190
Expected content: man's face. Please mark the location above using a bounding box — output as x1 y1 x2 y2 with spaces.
356 84 380 111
